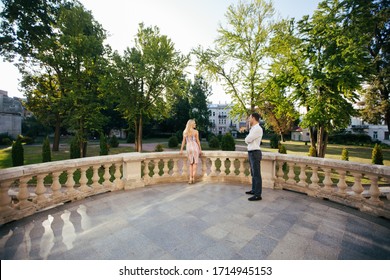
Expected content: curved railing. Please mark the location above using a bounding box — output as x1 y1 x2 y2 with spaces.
0 151 389 224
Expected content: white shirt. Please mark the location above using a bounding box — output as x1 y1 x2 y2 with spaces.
245 123 263 151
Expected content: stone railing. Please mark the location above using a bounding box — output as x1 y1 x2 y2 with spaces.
0 151 389 224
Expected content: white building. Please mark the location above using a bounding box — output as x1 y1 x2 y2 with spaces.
208 103 246 137
348 116 389 143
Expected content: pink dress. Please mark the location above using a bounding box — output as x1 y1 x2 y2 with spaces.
186 135 200 164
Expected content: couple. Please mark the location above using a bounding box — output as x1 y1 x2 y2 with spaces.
179 114 263 202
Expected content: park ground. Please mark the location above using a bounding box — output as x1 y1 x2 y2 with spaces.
0 137 389 169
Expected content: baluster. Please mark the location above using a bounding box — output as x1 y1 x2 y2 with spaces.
51 171 63 199
16 177 34 209
276 161 285 186
336 170 348 196
34 174 48 203
221 158 228 177
149 160 156 179
309 166 320 190
114 163 124 190
201 157 206 178
143 160 150 184
297 163 308 187
367 175 382 205
0 180 14 214
163 159 169 177
173 159 180 177
239 159 246 178
103 164 112 188
78 167 90 192
65 168 77 195
286 162 296 184
210 158 217 176
91 165 102 189
322 168 333 192
351 172 364 198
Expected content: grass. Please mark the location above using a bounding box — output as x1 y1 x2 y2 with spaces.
1 137 389 169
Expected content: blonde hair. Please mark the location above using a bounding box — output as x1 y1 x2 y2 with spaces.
183 119 196 137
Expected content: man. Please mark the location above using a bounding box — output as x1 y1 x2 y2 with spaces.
245 112 263 201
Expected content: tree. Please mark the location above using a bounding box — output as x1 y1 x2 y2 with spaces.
282 0 367 157
42 136 51 162
193 0 278 118
189 75 212 137
102 23 188 152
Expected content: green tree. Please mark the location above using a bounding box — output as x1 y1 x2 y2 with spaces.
221 133 235 151
281 0 367 157
372 143 384 165
12 137 24 166
42 136 51 162
100 133 108 156
341 147 349 161
193 0 278 118
102 23 188 152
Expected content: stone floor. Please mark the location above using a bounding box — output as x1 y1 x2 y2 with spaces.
0 182 389 260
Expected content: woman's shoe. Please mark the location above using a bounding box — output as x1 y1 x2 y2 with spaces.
188 177 193 184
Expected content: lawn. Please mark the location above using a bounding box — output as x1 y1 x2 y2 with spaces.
0 138 389 169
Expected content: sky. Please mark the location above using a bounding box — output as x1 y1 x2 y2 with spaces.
0 0 322 103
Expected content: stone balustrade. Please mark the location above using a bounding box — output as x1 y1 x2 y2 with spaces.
0 151 389 224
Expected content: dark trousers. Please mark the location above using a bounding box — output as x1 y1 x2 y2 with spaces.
248 150 262 196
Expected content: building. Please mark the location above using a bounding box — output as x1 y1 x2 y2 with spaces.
207 103 247 137
291 127 310 142
0 90 23 138
348 116 389 143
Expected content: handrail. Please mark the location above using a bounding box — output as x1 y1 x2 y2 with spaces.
0 151 389 224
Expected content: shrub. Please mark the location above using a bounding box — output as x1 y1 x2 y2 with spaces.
175 130 183 143
270 134 279 149
341 148 349 161
278 144 287 154
100 134 109 156
308 146 317 157
371 144 383 165
0 133 13 146
109 135 119 148
126 132 135 143
155 144 164 152
12 137 24 166
42 136 51 162
221 133 235 151
208 136 220 149
168 135 179 148
70 137 81 159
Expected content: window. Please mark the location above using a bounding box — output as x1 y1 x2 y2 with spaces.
373 131 378 139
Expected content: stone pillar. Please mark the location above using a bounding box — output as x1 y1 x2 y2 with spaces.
122 153 144 190
262 159 275 189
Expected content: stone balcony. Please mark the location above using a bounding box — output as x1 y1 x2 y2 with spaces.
0 151 389 259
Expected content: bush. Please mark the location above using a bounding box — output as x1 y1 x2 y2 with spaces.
168 135 179 148
155 144 164 152
308 146 317 157
20 135 34 145
221 133 235 151
109 135 119 148
270 134 279 149
100 134 109 155
0 133 13 146
126 132 135 143
70 137 81 159
175 130 183 143
341 148 349 161
42 136 51 162
208 136 220 149
371 144 383 165
278 144 287 154
328 133 373 145
12 137 24 166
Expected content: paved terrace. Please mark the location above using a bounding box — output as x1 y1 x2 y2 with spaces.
1 182 389 260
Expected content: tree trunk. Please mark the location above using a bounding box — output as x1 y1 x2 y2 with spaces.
316 125 328 158
52 114 61 152
308 126 317 157
135 115 143 152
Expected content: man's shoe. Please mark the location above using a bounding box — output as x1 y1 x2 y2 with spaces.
245 190 255 195
248 195 262 201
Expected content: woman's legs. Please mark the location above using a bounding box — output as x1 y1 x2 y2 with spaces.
189 164 194 183
192 164 197 181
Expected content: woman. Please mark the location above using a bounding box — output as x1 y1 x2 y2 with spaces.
180 119 202 184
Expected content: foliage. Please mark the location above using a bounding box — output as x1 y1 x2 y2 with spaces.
42 136 51 163
168 136 179 148
109 135 119 148
308 146 317 157
341 148 349 161
208 136 220 149
193 0 279 118
12 137 24 166
270 134 280 149
70 137 81 159
328 133 373 145
278 144 287 154
100 134 109 156
154 144 164 152
221 133 235 151
101 23 188 152
126 132 135 144
0 133 13 146
372 144 384 165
